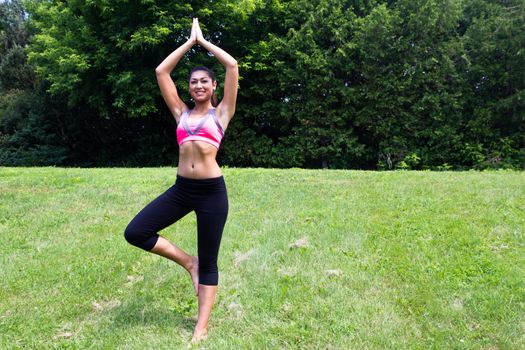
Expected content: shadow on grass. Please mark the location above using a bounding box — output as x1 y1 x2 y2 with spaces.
104 297 196 334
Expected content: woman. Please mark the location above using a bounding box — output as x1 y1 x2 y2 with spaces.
124 18 238 342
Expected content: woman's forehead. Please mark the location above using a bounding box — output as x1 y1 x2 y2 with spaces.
190 71 211 80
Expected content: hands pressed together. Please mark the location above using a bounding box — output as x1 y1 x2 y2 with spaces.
155 16 238 121
189 18 206 45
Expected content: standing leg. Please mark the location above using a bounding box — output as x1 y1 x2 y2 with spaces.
192 191 228 342
192 284 217 342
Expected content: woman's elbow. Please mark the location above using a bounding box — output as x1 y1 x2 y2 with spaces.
227 60 238 70
155 66 167 75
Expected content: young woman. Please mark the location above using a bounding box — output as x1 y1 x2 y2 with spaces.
124 18 238 342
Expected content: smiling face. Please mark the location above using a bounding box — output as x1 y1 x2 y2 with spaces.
189 70 217 104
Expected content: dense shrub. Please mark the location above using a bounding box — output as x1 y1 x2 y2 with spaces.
0 0 523 169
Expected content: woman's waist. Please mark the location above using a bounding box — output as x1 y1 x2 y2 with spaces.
176 160 222 179
174 172 226 192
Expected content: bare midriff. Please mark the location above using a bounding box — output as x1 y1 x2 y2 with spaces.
177 140 222 179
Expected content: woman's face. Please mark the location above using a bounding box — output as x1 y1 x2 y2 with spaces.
189 70 216 103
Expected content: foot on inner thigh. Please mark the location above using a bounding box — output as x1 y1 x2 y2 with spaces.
188 256 199 296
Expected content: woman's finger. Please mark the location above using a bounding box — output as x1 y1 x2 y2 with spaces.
189 18 197 42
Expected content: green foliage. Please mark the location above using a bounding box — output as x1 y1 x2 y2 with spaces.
0 44 35 90
460 0 525 169
0 0 28 52
0 0 68 166
0 89 68 165
351 0 470 170
236 0 366 168
0 0 34 90
1 0 522 168
24 0 245 117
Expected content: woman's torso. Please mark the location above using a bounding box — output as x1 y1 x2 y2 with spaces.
176 108 224 179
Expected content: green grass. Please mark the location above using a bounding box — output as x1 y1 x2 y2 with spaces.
0 167 524 349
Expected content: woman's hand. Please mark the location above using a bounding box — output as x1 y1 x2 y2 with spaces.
188 18 198 44
194 18 206 44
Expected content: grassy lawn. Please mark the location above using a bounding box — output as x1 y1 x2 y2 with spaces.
0 167 523 349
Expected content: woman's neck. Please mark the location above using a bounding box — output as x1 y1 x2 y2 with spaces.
193 102 213 113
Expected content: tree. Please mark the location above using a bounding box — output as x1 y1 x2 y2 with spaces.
0 0 68 166
16 0 525 168
232 0 368 168
460 0 525 168
352 0 470 169
0 0 34 90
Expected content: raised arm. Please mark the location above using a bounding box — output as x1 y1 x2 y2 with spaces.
155 21 197 121
194 19 239 124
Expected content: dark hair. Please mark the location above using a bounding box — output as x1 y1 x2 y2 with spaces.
189 66 218 107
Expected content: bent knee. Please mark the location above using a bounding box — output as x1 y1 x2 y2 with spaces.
123 224 139 245
124 224 158 251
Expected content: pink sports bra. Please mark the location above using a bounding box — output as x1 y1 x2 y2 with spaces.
176 108 224 149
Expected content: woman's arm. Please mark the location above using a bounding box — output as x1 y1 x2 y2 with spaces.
155 21 197 121
194 19 239 123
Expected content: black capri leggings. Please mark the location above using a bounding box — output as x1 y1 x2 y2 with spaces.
124 175 228 285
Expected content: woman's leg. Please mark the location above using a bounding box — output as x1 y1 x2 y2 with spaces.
192 285 217 342
150 237 200 295
192 210 227 342
124 186 199 293
192 211 226 341
192 182 229 341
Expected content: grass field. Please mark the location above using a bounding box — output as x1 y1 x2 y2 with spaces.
0 167 524 349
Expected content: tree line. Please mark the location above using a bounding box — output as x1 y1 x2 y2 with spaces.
1 0 524 169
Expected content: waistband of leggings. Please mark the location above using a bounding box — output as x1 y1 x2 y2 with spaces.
175 174 225 186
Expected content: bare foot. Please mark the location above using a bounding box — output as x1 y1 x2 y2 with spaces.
188 256 199 296
191 328 207 343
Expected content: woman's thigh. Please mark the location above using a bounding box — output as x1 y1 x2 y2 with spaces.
195 188 229 272
125 186 192 250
